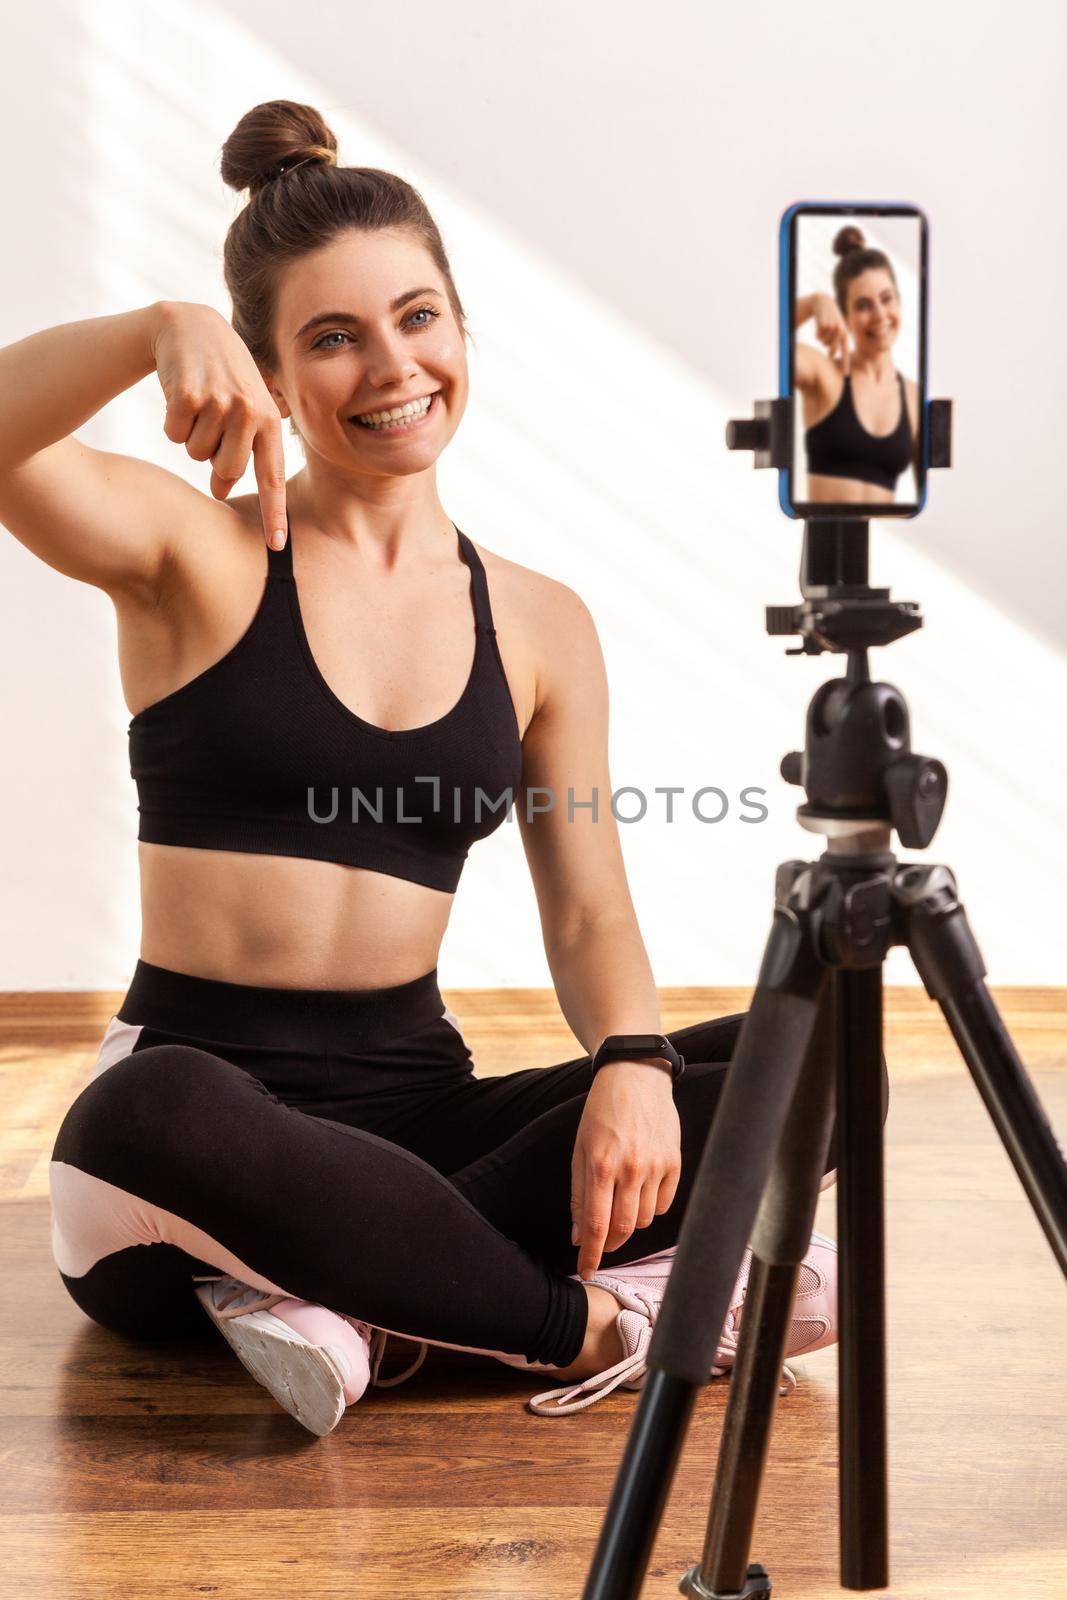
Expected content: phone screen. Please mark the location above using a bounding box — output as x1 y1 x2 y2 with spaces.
780 203 927 519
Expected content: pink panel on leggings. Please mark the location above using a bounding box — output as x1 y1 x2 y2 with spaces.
90 1015 145 1082
48 1158 533 1365
52 1004 525 1361
48 1159 299 1300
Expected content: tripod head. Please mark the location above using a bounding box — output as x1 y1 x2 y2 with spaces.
726 393 954 849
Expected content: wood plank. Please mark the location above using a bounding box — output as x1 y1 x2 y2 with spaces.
2 989 1065 1598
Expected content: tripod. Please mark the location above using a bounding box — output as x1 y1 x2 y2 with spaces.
580 425 1067 1596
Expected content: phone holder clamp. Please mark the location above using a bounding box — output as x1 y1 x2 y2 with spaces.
724 395 953 471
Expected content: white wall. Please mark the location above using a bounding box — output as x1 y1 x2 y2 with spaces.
1 0 1064 990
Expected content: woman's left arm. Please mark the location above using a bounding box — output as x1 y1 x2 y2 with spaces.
516 577 669 1056
517 578 682 1275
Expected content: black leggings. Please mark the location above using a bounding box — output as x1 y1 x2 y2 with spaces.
49 960 883 1368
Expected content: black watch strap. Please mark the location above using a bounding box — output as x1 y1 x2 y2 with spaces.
590 1033 686 1083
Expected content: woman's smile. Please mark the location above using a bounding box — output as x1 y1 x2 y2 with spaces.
347 389 443 437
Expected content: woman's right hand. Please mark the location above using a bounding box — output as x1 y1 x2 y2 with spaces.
810 292 851 374
150 301 288 549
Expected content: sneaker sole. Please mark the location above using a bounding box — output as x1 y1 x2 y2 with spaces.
194 1283 350 1437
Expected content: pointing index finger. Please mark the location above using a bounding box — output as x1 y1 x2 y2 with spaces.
252 417 287 550
578 1165 614 1280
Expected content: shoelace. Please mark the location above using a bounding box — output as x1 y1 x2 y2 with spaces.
712 1316 799 1397
524 1290 798 1417
192 1272 802 1412
192 1276 429 1389
362 1325 429 1388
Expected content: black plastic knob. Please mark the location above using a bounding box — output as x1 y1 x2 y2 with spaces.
725 417 769 452
885 754 948 848
780 751 804 786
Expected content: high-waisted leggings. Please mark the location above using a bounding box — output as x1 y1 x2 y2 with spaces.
49 959 888 1369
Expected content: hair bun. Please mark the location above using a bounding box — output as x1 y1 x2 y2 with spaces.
832 224 867 258
220 99 339 196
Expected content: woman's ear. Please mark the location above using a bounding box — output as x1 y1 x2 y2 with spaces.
259 368 291 421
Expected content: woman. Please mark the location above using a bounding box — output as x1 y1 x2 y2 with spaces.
4 102 867 1435
795 225 921 504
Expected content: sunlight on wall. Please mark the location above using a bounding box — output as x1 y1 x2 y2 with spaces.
50 0 1067 990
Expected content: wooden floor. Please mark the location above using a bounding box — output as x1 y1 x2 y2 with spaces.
1 985 1064 1599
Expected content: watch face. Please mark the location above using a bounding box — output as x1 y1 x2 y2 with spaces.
594 1035 681 1079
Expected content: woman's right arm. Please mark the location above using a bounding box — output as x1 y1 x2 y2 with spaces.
793 292 849 391
794 292 818 331
0 301 286 604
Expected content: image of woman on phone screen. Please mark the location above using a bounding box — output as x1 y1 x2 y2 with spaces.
795 225 921 504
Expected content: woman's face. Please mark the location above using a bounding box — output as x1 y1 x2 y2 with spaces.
266 227 469 477
844 268 900 356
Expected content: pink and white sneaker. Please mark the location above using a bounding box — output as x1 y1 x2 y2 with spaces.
192 1275 426 1437
496 1230 838 1417
192 1227 838 1430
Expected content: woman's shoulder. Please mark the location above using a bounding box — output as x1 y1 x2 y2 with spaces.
464 531 584 609
465 535 601 724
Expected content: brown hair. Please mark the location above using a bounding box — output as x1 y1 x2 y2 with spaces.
831 224 898 318
219 100 471 438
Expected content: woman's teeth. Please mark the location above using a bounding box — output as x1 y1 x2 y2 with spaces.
353 394 435 430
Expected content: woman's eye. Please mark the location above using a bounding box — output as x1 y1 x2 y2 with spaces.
313 306 440 351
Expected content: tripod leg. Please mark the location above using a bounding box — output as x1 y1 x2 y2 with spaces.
584 885 828 1599
900 864 1067 1275
835 965 890 1591
690 962 840 1600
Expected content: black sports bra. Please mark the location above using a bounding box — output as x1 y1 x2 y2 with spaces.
128 514 524 893
804 371 913 491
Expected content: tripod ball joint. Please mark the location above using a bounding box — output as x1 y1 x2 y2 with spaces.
778 676 947 849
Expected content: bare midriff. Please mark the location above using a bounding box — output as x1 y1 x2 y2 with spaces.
138 841 455 990
803 473 895 505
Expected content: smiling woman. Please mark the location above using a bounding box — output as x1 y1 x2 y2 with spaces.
4 96 858 1439
218 113 476 464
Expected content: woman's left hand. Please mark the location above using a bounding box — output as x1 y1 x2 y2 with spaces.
571 1063 682 1280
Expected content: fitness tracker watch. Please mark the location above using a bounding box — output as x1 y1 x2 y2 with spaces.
590 1033 686 1083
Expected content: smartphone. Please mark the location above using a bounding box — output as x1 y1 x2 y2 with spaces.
779 201 929 519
